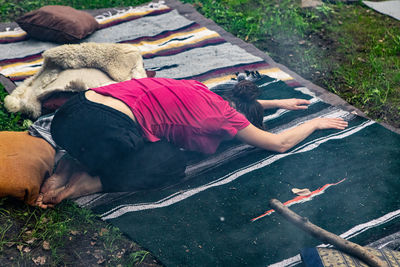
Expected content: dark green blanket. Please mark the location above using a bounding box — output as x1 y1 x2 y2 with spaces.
90 76 400 266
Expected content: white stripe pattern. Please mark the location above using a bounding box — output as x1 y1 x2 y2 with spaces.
2 64 41 76
94 1 168 24
0 27 24 37
100 120 374 220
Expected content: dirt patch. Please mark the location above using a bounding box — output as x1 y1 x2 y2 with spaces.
0 198 162 266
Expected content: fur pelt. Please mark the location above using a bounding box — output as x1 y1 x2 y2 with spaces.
5 43 147 118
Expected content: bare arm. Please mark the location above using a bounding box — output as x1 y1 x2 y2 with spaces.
236 118 348 153
257 99 311 110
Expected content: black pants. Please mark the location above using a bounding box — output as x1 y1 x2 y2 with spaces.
50 91 187 192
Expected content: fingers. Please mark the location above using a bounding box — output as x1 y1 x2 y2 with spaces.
329 118 348 129
318 117 348 130
294 99 311 109
294 105 309 110
296 99 311 105
284 99 311 110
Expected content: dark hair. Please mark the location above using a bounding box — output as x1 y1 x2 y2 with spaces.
222 80 264 129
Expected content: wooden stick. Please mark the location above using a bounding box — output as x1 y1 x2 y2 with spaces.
269 198 387 267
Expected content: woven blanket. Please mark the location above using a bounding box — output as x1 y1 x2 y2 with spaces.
301 247 400 266
363 0 400 21
1 1 400 266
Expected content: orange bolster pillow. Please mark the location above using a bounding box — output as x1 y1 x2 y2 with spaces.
0 131 55 205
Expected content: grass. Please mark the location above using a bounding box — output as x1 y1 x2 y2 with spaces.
0 198 92 264
0 86 29 131
0 0 151 21
324 4 400 121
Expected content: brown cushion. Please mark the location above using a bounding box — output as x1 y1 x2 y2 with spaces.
0 131 55 205
0 73 17 94
16 5 99 43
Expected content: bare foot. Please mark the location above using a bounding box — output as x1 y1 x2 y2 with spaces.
41 171 103 206
36 190 60 209
36 157 99 209
36 157 74 209
40 156 78 195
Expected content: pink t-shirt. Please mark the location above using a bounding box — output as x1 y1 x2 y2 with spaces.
92 78 250 154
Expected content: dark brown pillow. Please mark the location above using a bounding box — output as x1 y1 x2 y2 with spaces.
16 5 99 43
0 73 17 94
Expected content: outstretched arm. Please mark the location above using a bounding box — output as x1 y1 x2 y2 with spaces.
257 99 311 110
236 117 348 153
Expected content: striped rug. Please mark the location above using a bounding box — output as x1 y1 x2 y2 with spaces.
1 1 400 266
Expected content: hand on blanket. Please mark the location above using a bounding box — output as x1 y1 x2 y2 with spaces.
277 98 311 110
257 98 310 110
310 117 348 130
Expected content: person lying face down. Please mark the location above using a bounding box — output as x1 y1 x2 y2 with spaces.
36 77 348 208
